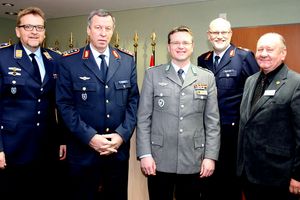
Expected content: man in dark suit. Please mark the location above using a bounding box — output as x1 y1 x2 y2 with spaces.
197 18 259 200
0 7 66 199
237 32 300 200
56 9 139 200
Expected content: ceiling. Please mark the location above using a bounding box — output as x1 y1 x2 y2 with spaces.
0 0 209 20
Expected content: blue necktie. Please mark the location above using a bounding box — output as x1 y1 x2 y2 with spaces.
99 54 108 82
29 53 41 83
213 55 220 72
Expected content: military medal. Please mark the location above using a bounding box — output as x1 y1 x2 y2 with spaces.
81 87 87 101
158 99 164 108
11 80 17 94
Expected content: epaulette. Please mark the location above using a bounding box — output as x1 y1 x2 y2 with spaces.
146 64 162 70
62 48 80 57
0 42 11 49
199 66 214 74
237 46 250 51
48 47 62 55
118 47 134 57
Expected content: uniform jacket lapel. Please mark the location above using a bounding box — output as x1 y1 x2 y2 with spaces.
215 45 235 74
182 65 198 89
82 45 103 82
106 46 120 83
165 63 182 86
41 49 53 86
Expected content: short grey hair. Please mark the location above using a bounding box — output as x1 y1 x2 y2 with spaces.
87 9 115 28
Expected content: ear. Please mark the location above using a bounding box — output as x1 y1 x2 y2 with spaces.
281 48 287 61
167 44 171 53
15 27 21 38
87 26 90 36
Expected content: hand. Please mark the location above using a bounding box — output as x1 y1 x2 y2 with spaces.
59 145 67 160
289 178 300 195
199 158 215 178
89 134 117 155
140 156 156 176
0 151 6 169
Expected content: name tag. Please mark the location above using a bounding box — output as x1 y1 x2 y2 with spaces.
264 90 276 96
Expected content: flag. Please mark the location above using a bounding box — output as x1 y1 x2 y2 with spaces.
149 53 155 67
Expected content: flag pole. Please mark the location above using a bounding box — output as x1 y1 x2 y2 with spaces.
133 32 138 66
114 32 120 48
150 32 156 66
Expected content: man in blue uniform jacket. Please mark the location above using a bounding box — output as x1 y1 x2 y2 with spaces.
197 18 259 200
56 9 139 200
0 7 66 199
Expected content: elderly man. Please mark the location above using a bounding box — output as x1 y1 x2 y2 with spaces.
237 32 300 200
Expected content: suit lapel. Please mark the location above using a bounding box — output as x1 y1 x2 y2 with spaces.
250 66 288 117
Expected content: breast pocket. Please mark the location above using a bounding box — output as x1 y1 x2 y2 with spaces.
218 69 237 89
3 76 26 97
193 90 207 112
114 80 131 106
154 88 171 111
73 82 97 107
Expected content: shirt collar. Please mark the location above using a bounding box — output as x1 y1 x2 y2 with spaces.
213 44 231 61
171 61 190 75
23 45 42 59
89 44 110 63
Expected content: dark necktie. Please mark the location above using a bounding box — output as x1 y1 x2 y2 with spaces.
99 54 108 82
251 75 268 108
213 55 220 72
29 53 41 83
178 69 184 84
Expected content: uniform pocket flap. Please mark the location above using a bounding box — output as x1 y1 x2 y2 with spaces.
194 136 205 148
0 121 17 132
4 76 25 85
154 88 171 97
151 135 163 146
219 69 237 78
73 82 97 91
114 80 131 90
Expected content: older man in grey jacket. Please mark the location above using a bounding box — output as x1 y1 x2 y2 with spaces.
136 25 220 200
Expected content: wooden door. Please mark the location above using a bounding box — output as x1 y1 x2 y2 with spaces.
231 23 300 73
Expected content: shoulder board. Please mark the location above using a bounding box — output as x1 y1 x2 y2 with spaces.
118 47 134 56
47 47 62 55
146 64 163 70
237 46 250 51
62 48 80 57
0 42 11 49
199 66 214 74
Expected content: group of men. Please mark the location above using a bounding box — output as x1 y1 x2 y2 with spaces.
0 5 299 200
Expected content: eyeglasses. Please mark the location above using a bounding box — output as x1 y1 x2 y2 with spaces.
170 41 193 47
18 24 45 32
209 31 231 37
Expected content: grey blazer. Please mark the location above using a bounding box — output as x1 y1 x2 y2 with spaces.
237 64 300 186
136 63 220 174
